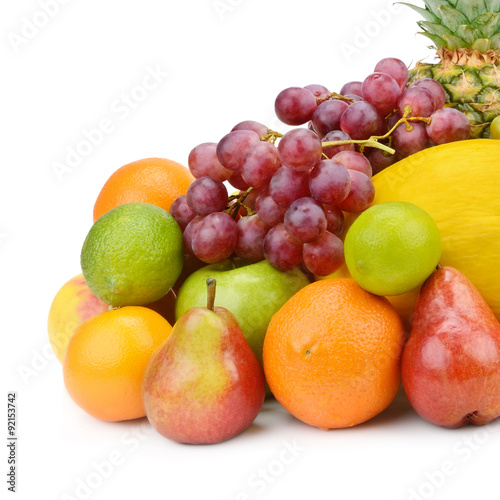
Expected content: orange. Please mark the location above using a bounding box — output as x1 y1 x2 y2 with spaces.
93 157 194 222
63 306 172 421
263 279 405 429
320 258 420 334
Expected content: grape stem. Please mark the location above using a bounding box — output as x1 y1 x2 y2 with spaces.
322 137 396 155
239 203 255 215
225 187 255 219
260 130 283 144
321 106 432 155
378 106 432 139
317 92 355 105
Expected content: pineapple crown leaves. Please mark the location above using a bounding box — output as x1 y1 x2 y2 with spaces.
400 0 500 50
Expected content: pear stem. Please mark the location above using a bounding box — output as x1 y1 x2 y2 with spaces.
206 278 216 311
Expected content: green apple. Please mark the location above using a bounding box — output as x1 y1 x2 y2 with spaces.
175 259 310 366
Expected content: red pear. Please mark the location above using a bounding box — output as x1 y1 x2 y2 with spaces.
142 279 265 444
402 266 500 428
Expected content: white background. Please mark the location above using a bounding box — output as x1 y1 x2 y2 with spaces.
2 1 499 499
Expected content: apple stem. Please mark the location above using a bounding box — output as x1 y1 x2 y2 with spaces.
206 278 216 311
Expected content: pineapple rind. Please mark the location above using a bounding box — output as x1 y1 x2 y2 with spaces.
478 64 500 86
409 62 500 137
473 87 500 122
443 72 482 103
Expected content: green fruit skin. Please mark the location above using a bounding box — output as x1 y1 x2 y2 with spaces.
81 202 184 307
175 259 310 366
490 117 500 140
344 202 442 296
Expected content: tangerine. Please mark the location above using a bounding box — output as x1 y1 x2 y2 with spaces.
93 157 194 222
63 306 172 421
263 279 405 429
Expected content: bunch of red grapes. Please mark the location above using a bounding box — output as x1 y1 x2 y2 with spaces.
170 57 470 276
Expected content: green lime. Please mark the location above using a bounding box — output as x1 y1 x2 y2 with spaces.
344 201 441 296
81 202 184 307
490 116 500 140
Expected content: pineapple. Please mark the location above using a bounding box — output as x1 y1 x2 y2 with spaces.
404 0 500 137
